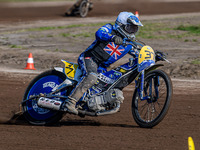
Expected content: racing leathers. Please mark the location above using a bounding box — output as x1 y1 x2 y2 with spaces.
66 23 135 114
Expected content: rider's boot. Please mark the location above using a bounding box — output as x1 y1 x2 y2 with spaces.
65 97 78 115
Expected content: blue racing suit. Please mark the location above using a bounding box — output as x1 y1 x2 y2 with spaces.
69 23 134 101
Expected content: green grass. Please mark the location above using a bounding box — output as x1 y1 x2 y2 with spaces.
8 22 105 39
4 21 199 42
60 32 93 38
14 22 107 33
59 33 71 37
10 45 22 48
138 22 200 40
46 34 54 37
191 59 200 65
72 32 92 38
46 49 74 53
138 22 171 39
170 25 200 41
175 25 200 35
28 26 59 31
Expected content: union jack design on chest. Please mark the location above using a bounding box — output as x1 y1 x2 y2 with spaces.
104 42 125 60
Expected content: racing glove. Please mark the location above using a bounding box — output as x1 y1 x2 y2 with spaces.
112 35 123 45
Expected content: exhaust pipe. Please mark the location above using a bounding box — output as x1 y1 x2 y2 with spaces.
37 97 121 116
96 102 120 116
78 102 121 117
37 97 63 111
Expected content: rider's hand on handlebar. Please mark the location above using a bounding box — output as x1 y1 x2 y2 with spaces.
112 35 123 45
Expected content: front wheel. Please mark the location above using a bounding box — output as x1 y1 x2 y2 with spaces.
79 1 89 17
132 70 173 128
22 70 71 125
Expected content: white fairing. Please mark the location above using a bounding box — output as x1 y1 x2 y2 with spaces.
54 67 63 73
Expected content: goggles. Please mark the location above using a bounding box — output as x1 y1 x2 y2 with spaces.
124 24 139 34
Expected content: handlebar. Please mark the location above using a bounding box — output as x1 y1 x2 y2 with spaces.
123 38 136 47
123 38 171 63
122 38 141 56
155 50 171 63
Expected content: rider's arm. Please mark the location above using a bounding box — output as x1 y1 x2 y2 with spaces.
127 40 140 56
128 43 138 57
128 48 136 56
95 24 115 42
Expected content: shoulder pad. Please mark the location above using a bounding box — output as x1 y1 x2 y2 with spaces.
99 24 113 32
104 23 113 29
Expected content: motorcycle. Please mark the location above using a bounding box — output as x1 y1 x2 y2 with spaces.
21 39 173 128
66 0 93 18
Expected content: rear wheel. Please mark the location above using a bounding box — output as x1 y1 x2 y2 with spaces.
132 70 173 128
22 70 71 125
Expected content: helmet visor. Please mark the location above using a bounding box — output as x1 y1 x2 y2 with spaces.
124 24 139 34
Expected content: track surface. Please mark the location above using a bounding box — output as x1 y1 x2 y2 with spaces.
0 73 200 150
0 0 200 22
0 1 200 150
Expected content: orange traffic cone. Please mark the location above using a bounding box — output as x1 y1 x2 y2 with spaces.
24 53 36 70
135 11 139 19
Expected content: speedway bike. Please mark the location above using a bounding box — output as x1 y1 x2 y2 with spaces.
66 0 93 17
21 39 173 128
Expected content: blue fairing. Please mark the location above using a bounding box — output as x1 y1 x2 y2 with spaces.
138 60 155 72
120 61 137 70
103 70 122 81
26 75 66 120
87 61 137 96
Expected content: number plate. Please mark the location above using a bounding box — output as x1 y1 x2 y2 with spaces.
138 46 155 64
62 60 78 80
138 46 155 72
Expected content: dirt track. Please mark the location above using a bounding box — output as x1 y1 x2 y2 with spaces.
0 1 200 150
0 73 200 150
0 0 200 22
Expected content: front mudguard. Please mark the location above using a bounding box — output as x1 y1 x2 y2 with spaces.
145 64 164 74
135 64 164 89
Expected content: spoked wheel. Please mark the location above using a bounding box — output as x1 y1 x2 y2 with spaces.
132 70 173 128
22 70 72 125
79 0 89 17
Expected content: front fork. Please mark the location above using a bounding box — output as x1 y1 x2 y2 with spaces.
135 70 159 101
135 70 146 100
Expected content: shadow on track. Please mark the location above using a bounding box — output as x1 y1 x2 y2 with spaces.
59 119 139 128
0 112 139 128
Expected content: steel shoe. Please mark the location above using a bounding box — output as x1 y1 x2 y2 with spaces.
65 97 78 115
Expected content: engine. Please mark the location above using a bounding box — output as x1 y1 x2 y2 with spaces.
87 89 124 112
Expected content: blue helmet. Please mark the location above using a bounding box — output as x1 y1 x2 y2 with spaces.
115 12 143 40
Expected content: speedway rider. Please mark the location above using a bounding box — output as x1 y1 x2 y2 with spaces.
65 12 143 114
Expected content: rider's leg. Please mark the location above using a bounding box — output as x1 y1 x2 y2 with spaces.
65 54 98 114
